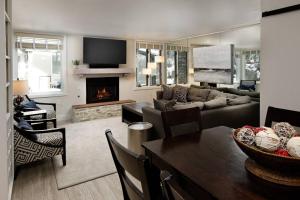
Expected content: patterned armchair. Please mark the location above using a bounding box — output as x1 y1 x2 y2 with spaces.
14 118 66 168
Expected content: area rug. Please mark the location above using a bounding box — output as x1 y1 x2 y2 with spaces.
52 117 128 189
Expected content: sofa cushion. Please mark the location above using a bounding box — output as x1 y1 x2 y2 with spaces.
207 90 224 101
162 84 174 100
188 87 210 102
173 102 204 110
226 88 260 98
153 99 176 112
173 85 188 102
204 97 227 109
227 96 251 106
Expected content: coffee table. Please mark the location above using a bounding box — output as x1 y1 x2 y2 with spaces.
122 102 153 124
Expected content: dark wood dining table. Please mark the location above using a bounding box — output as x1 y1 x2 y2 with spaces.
142 126 299 200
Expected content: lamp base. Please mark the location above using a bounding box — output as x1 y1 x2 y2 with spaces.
14 95 24 105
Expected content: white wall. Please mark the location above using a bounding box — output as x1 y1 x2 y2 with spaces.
0 1 9 198
260 0 300 124
34 35 159 121
175 24 261 86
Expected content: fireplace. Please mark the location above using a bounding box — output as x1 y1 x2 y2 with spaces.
86 77 119 104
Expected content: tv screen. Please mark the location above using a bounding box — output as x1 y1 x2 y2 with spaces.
193 44 233 84
83 37 126 66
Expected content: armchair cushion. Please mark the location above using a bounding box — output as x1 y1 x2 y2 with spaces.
36 132 63 146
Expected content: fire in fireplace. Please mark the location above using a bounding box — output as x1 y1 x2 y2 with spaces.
86 77 119 104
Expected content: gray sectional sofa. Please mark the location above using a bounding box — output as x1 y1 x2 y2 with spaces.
142 85 260 139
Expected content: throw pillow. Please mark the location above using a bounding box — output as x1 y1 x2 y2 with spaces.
204 97 227 109
18 118 37 140
21 100 40 110
153 99 176 112
227 96 251 106
173 85 188 102
188 87 210 102
162 84 174 100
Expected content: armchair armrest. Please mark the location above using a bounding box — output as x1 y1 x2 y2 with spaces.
26 118 57 128
25 95 56 111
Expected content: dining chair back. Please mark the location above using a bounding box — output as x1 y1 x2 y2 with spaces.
265 106 300 128
105 130 156 200
161 107 202 138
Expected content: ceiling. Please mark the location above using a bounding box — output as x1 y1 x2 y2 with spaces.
13 0 261 40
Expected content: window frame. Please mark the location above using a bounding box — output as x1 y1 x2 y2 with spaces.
16 34 67 98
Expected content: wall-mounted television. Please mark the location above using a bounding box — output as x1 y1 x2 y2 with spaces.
193 44 234 84
83 37 126 68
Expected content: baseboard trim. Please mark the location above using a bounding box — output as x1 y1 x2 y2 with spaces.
262 4 300 18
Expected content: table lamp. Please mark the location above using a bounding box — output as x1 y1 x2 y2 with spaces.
13 79 29 105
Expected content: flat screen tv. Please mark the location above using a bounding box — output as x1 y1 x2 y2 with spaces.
193 44 234 84
83 37 126 68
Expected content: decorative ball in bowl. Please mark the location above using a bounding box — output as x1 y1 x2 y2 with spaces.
233 123 300 172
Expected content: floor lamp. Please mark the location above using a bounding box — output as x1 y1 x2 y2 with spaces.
155 56 164 85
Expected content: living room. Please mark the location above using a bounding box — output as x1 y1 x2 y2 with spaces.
1 0 300 200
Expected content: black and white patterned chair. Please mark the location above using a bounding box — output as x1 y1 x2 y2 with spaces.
14 118 66 169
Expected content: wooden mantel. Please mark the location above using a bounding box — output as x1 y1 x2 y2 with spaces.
73 67 134 77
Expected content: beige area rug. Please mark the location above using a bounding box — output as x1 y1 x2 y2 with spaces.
52 117 128 189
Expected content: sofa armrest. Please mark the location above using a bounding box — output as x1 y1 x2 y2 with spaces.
156 91 163 100
142 107 165 139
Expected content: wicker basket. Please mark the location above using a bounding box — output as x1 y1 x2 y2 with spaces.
233 129 300 172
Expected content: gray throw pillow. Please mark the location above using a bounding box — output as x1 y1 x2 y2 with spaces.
227 96 251 105
204 97 227 109
162 84 173 100
188 87 211 102
153 99 176 112
173 85 188 102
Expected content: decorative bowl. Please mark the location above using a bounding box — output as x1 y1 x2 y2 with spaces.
233 129 300 172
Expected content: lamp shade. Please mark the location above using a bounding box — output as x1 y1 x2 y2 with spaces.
142 68 152 75
147 62 157 69
155 56 165 63
13 80 29 96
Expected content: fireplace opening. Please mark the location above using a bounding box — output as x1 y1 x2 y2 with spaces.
86 77 119 104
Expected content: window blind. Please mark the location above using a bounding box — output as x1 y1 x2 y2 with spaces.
15 32 64 50
136 41 163 50
166 44 188 52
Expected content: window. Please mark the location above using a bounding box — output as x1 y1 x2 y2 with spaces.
136 42 163 87
16 33 65 95
166 45 188 85
234 49 260 83
136 42 188 87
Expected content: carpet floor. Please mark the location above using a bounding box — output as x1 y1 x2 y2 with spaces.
52 117 128 189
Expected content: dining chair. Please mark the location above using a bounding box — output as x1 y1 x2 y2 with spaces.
160 171 195 200
161 107 202 138
105 130 160 200
265 106 300 127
